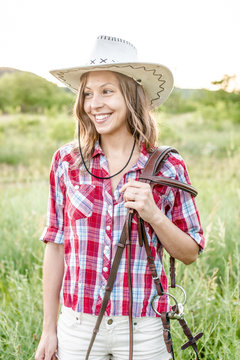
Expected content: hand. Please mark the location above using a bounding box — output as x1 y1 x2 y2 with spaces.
120 179 161 223
35 331 58 360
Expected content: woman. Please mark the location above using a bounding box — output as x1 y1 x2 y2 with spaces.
35 36 205 360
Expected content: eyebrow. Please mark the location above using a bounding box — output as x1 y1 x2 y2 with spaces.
85 82 115 89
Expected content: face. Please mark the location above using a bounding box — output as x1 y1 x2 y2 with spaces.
83 71 128 137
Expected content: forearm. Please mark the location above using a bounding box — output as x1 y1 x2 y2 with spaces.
150 208 199 265
120 180 200 264
42 242 64 333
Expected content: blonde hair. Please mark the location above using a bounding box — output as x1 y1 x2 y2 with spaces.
73 71 158 163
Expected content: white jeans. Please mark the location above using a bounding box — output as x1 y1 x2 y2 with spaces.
57 306 172 360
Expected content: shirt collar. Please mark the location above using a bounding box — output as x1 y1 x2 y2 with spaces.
129 140 150 172
91 140 104 158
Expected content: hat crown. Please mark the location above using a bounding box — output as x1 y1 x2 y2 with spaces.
88 35 138 66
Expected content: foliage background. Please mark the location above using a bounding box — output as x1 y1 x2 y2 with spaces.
0 70 240 359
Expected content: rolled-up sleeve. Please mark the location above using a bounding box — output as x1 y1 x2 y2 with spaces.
170 156 205 252
40 150 66 244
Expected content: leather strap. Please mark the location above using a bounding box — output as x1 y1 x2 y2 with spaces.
138 216 164 296
179 318 203 360
140 175 198 197
142 146 178 177
138 146 202 358
170 256 176 288
85 212 131 360
126 212 134 360
139 146 198 197
161 313 175 359
139 146 196 294
86 146 200 359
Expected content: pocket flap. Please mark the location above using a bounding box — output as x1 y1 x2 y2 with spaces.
67 184 95 219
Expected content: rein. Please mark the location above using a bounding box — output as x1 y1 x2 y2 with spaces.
85 146 203 360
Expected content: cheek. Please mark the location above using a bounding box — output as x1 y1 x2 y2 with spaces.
120 99 128 116
83 100 90 114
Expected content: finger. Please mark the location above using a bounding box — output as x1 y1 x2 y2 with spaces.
119 182 131 193
35 350 43 360
120 180 147 193
124 200 144 213
124 194 135 203
45 351 55 360
124 190 140 202
124 200 137 209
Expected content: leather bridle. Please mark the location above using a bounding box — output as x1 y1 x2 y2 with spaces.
85 146 203 360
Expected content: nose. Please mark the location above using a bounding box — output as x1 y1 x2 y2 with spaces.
90 93 103 110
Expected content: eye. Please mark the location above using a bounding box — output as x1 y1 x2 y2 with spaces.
84 91 92 98
103 89 113 95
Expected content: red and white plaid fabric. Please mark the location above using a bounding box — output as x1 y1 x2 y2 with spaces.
40 141 205 317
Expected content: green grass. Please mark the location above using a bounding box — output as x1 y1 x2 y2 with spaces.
0 113 75 182
0 112 240 359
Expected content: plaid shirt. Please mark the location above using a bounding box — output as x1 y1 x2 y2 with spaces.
40 141 205 317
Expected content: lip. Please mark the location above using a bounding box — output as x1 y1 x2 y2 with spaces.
94 113 112 123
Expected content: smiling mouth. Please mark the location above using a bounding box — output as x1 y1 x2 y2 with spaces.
94 113 112 123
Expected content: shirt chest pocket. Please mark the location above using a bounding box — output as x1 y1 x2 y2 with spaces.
66 183 95 220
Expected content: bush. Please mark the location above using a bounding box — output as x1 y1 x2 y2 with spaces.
0 71 74 113
160 88 198 114
159 87 240 125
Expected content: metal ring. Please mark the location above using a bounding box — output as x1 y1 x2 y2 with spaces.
170 284 187 306
151 293 178 316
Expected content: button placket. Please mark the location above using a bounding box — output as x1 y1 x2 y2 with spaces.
108 204 112 215
103 245 110 255
101 200 113 281
102 223 111 278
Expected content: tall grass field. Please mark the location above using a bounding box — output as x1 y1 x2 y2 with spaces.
0 110 240 359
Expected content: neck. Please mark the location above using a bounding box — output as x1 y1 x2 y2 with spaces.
100 132 137 159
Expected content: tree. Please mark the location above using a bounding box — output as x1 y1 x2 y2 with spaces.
0 71 74 113
212 74 239 93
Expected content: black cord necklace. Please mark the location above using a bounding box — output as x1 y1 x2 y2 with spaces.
78 83 138 180
78 123 136 180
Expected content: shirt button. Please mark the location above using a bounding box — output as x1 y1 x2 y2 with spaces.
107 319 113 325
106 225 111 231
74 185 79 189
103 267 108 272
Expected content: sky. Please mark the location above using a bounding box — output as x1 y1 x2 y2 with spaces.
1 0 240 90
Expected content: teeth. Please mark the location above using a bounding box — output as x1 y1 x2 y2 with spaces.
95 114 110 120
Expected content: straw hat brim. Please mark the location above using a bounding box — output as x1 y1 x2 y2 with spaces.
50 62 174 109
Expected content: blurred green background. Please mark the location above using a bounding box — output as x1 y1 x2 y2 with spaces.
0 69 240 359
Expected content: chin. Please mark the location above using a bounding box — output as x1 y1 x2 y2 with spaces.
95 126 114 136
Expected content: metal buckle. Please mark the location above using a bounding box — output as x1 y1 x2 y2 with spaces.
170 284 187 306
151 284 187 320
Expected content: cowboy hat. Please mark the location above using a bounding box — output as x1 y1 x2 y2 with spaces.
50 35 174 109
